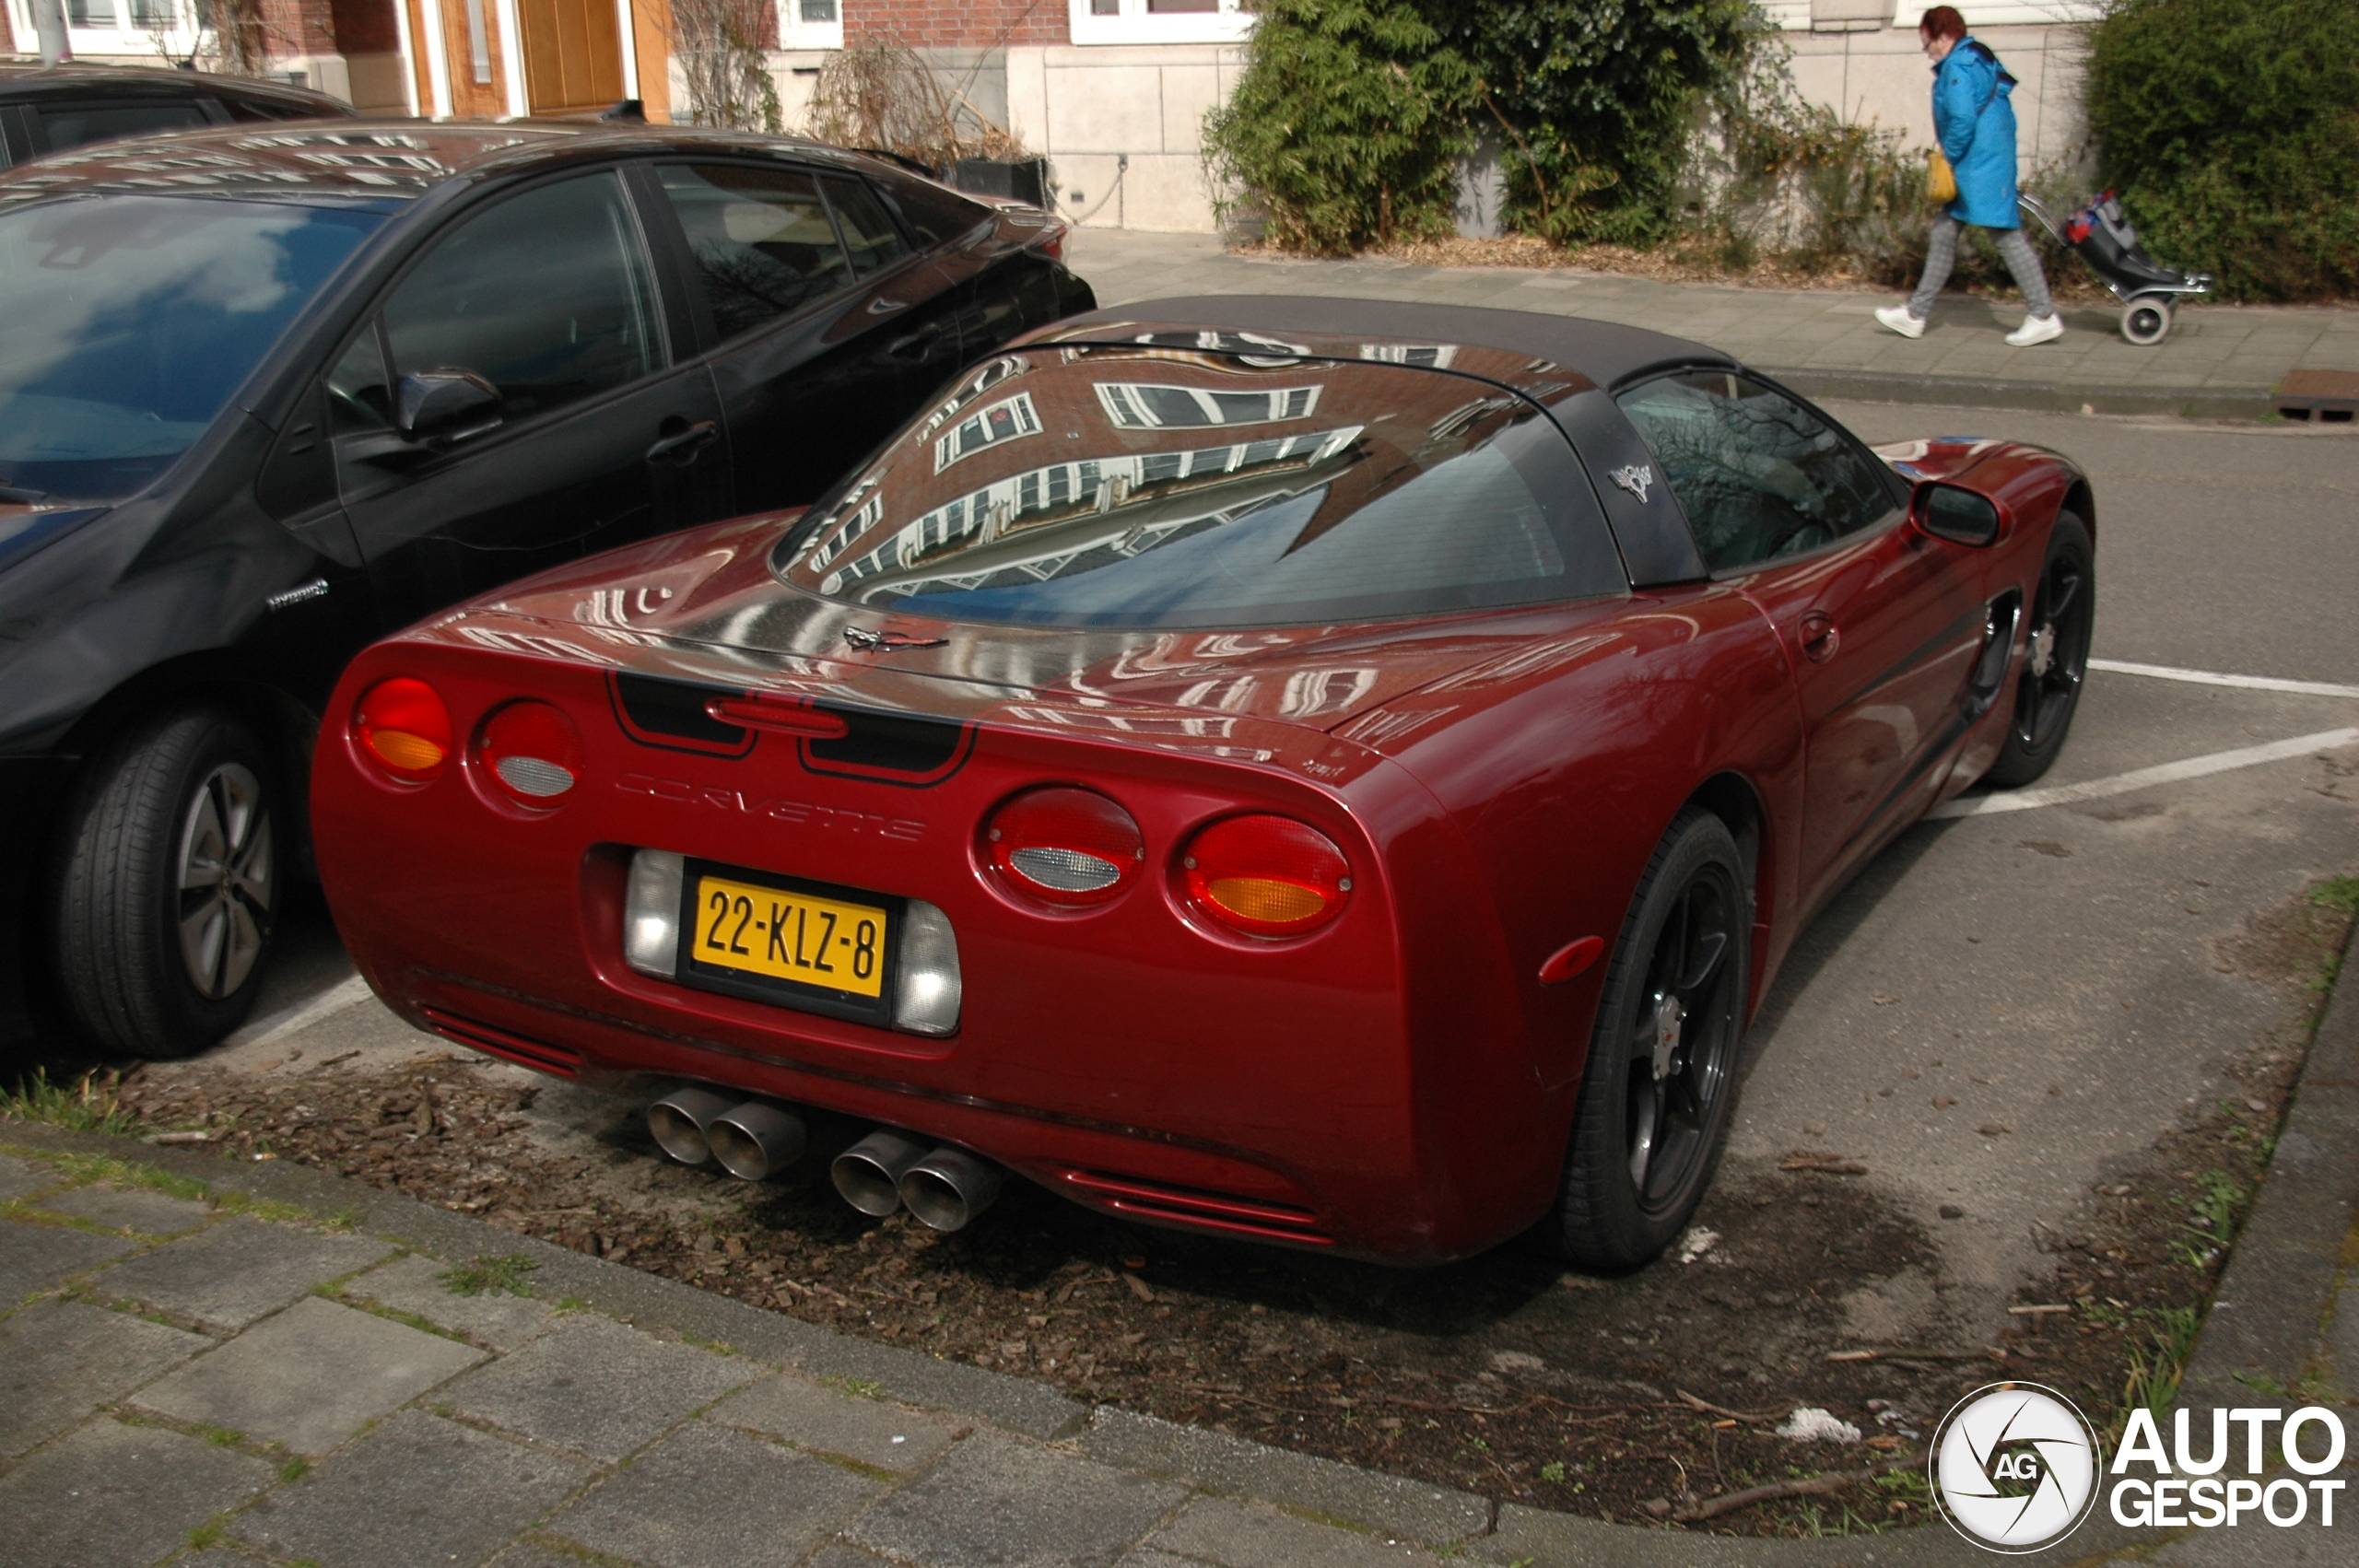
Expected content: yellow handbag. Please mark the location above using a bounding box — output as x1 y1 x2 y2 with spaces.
1927 148 1958 204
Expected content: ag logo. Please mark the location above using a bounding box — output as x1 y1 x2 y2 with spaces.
1931 1383 2103 1553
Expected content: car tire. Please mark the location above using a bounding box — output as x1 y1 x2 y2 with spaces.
52 708 278 1059
1547 806 1748 1271
1985 510 2094 788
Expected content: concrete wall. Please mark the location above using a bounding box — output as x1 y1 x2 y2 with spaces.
747 9 2092 236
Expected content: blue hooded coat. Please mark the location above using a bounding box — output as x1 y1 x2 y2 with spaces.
1933 38 2021 229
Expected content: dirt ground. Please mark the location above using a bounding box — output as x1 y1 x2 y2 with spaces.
94 883 2347 1539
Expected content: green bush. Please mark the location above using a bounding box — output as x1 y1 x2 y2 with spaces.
1443 0 1756 247
1202 0 1478 254
2085 0 2359 300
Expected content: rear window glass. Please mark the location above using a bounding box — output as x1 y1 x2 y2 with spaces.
40 99 208 152
777 348 1625 629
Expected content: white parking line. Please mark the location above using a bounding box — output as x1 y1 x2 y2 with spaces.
2089 659 2359 701
1932 727 2359 819
219 972 375 1054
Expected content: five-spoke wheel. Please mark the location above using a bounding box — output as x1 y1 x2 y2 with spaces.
1988 511 2094 787
1550 807 1748 1270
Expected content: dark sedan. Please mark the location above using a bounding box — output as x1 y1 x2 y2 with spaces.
0 119 1095 1060
0 63 354 167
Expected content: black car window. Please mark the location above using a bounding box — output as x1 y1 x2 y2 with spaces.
39 99 210 153
820 176 910 278
381 171 662 425
0 194 382 501
1614 370 1897 574
657 163 852 341
327 326 391 433
780 350 1625 629
874 170 987 247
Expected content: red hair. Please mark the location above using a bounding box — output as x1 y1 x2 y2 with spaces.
1919 6 1967 41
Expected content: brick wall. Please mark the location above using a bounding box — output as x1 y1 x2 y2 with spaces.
262 0 343 57
844 0 1068 50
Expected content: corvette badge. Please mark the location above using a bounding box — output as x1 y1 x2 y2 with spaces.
1610 464 1655 504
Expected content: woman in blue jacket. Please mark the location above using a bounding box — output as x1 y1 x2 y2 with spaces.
1875 6 2060 345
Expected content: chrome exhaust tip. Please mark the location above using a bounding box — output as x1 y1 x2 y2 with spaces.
830 1129 932 1216
647 1085 736 1165
707 1101 807 1182
899 1145 1003 1233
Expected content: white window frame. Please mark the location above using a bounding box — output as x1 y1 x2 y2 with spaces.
780 0 843 50
935 392 1042 474
1069 0 1256 48
36 0 204 63
1095 381 1322 430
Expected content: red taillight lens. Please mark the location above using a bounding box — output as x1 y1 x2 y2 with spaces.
1032 219 1068 261
1182 814 1352 937
477 700 585 806
986 787 1144 907
354 677 452 782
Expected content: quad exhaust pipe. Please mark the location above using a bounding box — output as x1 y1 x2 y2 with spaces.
830 1130 1003 1232
648 1088 805 1181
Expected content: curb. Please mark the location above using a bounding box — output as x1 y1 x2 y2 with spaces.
1762 369 2276 423
2178 908 2359 1410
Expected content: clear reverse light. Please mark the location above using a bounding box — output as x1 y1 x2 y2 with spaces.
624 848 684 977
893 900 961 1036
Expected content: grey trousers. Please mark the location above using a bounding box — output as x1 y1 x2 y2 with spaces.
1908 213 2054 320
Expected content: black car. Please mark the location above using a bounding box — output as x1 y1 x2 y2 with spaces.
0 119 1095 1060
0 63 354 168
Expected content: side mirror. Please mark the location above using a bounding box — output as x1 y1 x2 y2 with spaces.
1910 480 2001 546
395 369 502 446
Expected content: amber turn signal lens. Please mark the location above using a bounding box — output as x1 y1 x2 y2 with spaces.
1182 814 1352 938
478 700 585 807
354 677 452 782
985 787 1144 907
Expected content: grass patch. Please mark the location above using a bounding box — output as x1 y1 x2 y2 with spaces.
2311 875 2359 918
213 1190 317 1226
437 1254 540 1298
824 1375 885 1400
2119 1303 2203 1426
0 1070 138 1135
35 1152 208 1204
187 1515 229 1550
277 1457 310 1483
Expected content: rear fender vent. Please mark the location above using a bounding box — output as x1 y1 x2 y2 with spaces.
1058 1169 1332 1246
422 1008 582 1078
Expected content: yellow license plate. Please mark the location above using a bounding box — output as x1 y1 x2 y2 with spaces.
690 874 889 998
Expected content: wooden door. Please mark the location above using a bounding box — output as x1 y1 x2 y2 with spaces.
520 0 626 117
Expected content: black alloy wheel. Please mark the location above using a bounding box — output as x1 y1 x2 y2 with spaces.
1987 510 2094 787
1550 806 1748 1270
52 707 278 1059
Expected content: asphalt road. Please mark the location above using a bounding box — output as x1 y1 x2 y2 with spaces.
69 405 2359 1358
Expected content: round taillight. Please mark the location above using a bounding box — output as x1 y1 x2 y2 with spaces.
354 677 452 783
478 701 585 806
985 787 1144 907
1181 814 1353 938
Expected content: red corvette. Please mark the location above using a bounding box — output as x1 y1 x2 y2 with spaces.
311 298 2094 1268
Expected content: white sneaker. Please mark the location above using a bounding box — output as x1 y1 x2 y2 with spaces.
1874 305 1927 339
2005 313 2064 347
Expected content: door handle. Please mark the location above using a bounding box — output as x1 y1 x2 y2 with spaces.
645 419 719 466
1797 611 1841 663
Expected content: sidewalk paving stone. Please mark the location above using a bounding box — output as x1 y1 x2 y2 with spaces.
340 1251 557 1351
233 1409 592 1568
710 1372 959 1474
1143 1496 1449 1568
134 1294 487 1455
37 1183 212 1236
439 1311 757 1462
91 1216 393 1332
543 1420 886 1568
0 1296 208 1457
848 1429 1189 1568
0 1415 272 1568
0 1218 139 1309
1078 1407 1490 1545
0 1151 53 1201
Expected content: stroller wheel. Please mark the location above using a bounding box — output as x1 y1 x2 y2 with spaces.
2119 297 2174 346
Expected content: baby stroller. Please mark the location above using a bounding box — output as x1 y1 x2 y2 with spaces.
2020 192 2211 345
